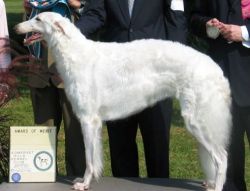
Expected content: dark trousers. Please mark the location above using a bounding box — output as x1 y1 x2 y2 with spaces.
223 100 250 191
106 99 172 178
30 85 86 176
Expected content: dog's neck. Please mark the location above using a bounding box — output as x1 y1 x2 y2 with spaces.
43 22 94 72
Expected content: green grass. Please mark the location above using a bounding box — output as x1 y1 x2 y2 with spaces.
5 0 23 12
3 96 250 189
3 96 198 178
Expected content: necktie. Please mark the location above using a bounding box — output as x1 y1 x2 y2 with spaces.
128 0 135 17
241 0 250 20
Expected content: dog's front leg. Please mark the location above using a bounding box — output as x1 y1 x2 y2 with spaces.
73 115 103 190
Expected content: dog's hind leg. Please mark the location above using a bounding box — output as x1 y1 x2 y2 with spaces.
73 115 103 190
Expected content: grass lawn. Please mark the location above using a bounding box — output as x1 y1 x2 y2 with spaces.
3 0 250 189
3 96 202 178
3 96 250 188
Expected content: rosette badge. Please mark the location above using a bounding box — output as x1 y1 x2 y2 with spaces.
11 173 21 183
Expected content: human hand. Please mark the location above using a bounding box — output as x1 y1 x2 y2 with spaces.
23 0 32 14
206 18 221 28
218 23 243 42
68 0 81 9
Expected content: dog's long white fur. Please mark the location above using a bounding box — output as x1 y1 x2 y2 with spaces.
15 12 232 191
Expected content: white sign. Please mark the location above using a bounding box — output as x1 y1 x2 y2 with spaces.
9 126 56 182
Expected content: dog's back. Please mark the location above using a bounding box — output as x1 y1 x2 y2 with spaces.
78 40 227 121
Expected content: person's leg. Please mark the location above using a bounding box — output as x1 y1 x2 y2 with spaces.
30 86 62 174
223 100 247 191
246 107 250 145
139 99 172 178
106 115 139 177
60 90 86 176
30 86 62 130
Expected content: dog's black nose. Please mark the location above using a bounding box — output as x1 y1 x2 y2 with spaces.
14 24 22 34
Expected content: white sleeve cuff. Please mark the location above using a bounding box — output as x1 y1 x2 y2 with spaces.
170 0 184 11
241 26 250 48
241 26 249 41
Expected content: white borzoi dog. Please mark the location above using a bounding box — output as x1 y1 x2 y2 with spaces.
15 12 232 191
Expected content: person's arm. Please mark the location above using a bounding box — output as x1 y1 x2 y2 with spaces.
218 23 243 42
0 0 11 70
165 0 188 44
75 0 106 38
68 0 85 21
190 0 214 39
23 0 32 20
68 0 82 9
191 0 250 48
218 23 250 48
23 0 32 14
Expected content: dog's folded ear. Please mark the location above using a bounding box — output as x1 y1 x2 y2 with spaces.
53 21 70 38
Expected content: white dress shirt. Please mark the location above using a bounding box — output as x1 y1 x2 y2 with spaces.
241 25 250 48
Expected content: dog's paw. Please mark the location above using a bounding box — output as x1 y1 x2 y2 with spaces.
206 189 215 191
73 177 84 184
202 181 215 191
72 182 89 190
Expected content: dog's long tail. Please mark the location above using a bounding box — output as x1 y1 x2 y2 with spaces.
198 144 217 188
207 76 231 191
180 74 232 191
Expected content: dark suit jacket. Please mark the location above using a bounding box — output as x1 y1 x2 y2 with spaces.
75 0 188 43
191 0 250 106
28 48 63 88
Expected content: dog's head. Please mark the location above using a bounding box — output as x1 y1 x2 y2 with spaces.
15 12 72 45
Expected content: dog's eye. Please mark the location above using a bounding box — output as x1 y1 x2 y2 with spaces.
35 17 41 21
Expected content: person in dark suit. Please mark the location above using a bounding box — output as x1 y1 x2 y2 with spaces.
190 0 250 190
75 0 188 178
